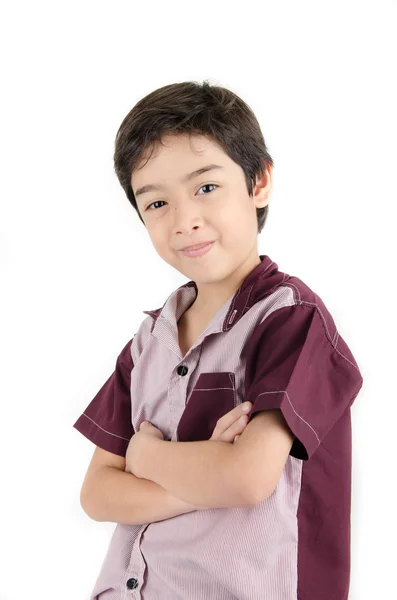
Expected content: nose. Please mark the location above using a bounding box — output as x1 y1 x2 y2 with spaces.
171 199 204 233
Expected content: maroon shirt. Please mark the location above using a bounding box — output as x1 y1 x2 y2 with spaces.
73 255 364 599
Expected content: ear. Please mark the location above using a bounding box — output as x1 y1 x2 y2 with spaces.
253 163 273 209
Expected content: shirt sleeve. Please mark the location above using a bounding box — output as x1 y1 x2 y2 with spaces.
72 337 135 457
244 305 364 460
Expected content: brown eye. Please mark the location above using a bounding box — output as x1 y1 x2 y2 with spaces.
146 200 166 211
197 184 218 195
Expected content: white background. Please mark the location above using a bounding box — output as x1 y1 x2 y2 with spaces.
1 1 395 598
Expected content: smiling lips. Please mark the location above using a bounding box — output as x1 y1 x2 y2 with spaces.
180 241 215 257
181 240 213 251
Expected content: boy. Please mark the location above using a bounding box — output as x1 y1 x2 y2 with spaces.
73 80 364 600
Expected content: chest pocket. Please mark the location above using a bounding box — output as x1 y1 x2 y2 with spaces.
177 372 237 442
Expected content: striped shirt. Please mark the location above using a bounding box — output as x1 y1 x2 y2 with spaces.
73 254 364 599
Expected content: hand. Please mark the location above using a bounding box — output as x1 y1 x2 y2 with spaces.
189 402 253 511
210 401 253 444
125 403 253 510
125 420 164 477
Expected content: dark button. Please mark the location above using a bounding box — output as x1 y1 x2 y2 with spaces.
126 577 138 590
177 365 188 376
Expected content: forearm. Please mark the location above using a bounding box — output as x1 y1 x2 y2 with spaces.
139 438 250 509
81 466 199 525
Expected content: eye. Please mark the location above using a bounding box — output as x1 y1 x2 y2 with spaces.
197 183 218 195
145 200 166 211
145 183 218 211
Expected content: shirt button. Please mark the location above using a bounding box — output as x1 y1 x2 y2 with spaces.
126 577 138 590
177 365 188 376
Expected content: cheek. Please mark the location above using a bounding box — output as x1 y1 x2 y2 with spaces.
217 202 253 236
149 231 176 261
147 224 163 246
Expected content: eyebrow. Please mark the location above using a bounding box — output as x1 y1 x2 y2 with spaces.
134 164 225 198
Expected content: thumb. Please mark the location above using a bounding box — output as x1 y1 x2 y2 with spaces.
140 420 150 429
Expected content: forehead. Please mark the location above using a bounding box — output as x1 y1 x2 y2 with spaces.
142 132 223 162
131 133 229 188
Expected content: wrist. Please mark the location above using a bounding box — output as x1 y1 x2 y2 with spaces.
137 435 164 479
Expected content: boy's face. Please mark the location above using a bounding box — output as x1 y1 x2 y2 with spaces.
131 133 272 286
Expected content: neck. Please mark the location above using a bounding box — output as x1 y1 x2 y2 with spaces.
189 248 262 319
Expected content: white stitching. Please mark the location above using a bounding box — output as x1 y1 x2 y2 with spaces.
299 299 360 372
283 281 302 303
81 413 131 441
280 286 361 373
193 387 234 391
254 390 321 443
228 309 238 325
228 372 238 408
258 301 298 320
240 283 255 317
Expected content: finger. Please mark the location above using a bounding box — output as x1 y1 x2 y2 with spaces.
217 402 252 431
210 404 252 442
226 413 248 431
234 435 240 443
213 414 248 443
229 414 248 434
211 409 249 441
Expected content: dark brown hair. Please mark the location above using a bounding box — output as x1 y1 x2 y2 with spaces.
113 80 274 233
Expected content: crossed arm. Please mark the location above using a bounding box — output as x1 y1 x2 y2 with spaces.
132 409 295 509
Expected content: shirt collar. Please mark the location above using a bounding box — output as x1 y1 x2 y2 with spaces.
143 254 286 333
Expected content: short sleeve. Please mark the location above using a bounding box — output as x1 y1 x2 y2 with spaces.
72 337 135 457
244 305 363 460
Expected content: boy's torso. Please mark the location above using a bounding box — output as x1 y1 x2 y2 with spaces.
73 255 364 600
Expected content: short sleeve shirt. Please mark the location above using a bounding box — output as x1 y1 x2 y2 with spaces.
73 255 364 600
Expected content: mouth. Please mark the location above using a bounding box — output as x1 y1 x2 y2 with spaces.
180 241 215 258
